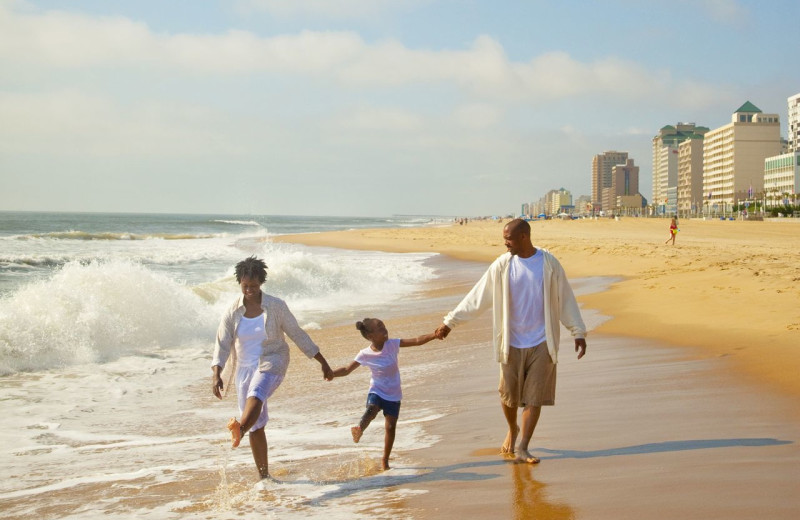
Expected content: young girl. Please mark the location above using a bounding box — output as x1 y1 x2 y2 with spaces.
665 217 678 245
332 318 438 470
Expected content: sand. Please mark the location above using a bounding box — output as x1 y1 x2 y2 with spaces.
274 217 800 519
275 217 800 399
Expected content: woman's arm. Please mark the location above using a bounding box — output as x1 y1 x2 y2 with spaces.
332 360 361 378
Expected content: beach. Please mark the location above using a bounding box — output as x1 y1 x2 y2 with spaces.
2 213 798 519
275 217 800 519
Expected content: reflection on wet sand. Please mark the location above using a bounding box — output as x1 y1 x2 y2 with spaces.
511 463 575 520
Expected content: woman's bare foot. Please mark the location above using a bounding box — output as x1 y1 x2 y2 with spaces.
515 449 540 464
351 426 363 443
227 417 242 448
501 425 520 455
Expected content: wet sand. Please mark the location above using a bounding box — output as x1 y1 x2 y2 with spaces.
275 218 800 519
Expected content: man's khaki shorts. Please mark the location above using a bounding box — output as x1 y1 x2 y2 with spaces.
498 342 556 408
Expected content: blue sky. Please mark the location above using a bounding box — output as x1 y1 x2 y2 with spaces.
1 0 798 216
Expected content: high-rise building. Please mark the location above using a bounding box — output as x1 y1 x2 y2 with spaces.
789 92 800 153
546 188 573 215
677 136 704 217
602 158 640 212
652 123 708 215
762 92 800 208
703 101 781 214
591 151 627 211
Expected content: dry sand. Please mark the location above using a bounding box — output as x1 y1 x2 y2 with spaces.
273 218 800 519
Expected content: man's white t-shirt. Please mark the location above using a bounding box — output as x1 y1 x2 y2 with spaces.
354 338 402 401
508 250 546 348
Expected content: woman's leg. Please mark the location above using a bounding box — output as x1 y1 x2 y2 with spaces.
248 427 269 478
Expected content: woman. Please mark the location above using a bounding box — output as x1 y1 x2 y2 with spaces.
211 256 333 479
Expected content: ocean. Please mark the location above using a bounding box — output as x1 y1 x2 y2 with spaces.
0 211 482 519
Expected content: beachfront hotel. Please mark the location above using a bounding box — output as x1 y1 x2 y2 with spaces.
789 92 800 152
591 151 628 212
605 158 643 215
762 93 800 209
702 101 782 215
677 134 705 217
652 123 708 216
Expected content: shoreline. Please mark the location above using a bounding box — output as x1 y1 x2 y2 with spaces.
273 218 800 400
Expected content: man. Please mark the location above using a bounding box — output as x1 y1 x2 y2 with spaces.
435 218 587 464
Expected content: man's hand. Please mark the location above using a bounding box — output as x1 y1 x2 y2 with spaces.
575 338 587 359
434 324 451 340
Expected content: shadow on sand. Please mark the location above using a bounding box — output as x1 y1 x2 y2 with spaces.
302 437 790 506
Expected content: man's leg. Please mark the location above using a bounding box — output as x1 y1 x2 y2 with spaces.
516 405 541 464
500 401 520 454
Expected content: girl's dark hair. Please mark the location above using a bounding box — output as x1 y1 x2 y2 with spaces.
235 256 268 284
356 318 380 339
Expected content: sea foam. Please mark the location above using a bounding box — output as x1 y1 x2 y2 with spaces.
0 260 217 374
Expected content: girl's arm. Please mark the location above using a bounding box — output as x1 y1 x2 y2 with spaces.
332 360 361 378
399 332 439 348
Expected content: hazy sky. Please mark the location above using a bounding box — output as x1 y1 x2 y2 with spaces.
1 0 798 217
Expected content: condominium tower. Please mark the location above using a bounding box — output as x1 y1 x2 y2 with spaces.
703 101 781 211
763 92 800 207
789 92 800 152
652 123 708 215
677 136 705 217
591 151 627 211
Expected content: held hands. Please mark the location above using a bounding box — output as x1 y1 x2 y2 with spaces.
321 362 334 381
434 324 451 340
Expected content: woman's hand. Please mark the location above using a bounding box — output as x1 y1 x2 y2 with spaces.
212 366 224 399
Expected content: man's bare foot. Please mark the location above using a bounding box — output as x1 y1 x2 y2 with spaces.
514 449 540 464
381 459 390 471
227 417 242 448
351 426 363 443
501 425 520 455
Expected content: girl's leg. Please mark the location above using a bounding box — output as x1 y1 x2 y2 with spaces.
249 427 269 479
382 415 398 470
352 404 380 443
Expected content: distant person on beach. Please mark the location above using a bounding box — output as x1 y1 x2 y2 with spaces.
211 256 333 479
434 218 587 464
665 218 678 245
331 318 439 470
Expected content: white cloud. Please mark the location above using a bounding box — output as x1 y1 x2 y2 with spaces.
0 4 723 107
234 0 427 20
452 104 502 129
335 106 424 132
0 90 246 157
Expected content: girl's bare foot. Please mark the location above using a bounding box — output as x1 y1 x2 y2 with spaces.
351 426 363 443
227 417 242 448
501 425 520 455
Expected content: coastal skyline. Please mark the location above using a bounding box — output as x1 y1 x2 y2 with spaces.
1 0 799 217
